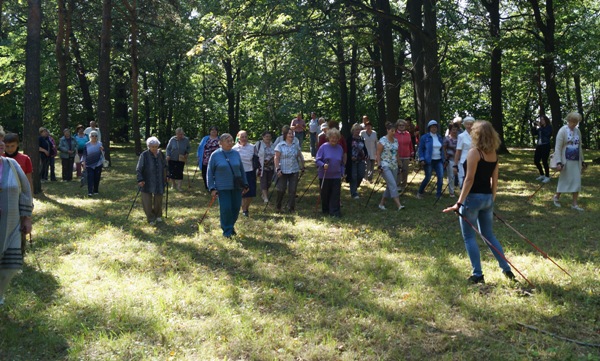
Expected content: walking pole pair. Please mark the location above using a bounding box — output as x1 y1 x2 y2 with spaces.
198 194 217 226
365 170 383 207
494 212 572 277
126 187 142 221
263 174 280 211
454 209 535 288
297 173 318 203
526 170 558 202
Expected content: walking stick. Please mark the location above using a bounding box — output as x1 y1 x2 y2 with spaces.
526 171 558 202
365 170 383 207
494 212 572 277
315 166 328 212
455 209 535 288
433 182 449 206
198 194 217 226
400 166 420 196
263 174 280 211
191 164 199 184
297 173 318 203
186 155 191 189
126 187 142 221
165 181 169 219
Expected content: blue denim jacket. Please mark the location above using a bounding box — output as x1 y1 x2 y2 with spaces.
418 133 445 164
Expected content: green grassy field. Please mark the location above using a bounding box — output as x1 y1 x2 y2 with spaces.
1 144 599 360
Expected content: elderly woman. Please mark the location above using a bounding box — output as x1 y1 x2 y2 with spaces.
454 116 475 187
197 126 220 190
417 120 445 199
255 130 275 203
0 137 34 306
376 122 404 210
347 123 368 199
233 130 256 217
74 125 89 178
316 128 345 216
552 112 586 211
38 127 52 181
136 137 167 225
360 121 378 182
207 134 248 237
58 128 77 181
443 121 515 284
443 123 460 197
166 127 190 191
81 130 104 196
274 128 305 213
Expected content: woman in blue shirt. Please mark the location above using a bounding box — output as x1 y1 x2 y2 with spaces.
417 120 445 199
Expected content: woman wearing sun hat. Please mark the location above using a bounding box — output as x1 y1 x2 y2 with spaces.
417 120 445 199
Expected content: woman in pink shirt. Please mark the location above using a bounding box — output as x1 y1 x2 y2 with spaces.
394 119 414 192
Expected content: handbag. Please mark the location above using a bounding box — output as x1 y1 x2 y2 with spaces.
252 142 261 170
549 153 559 169
223 153 245 189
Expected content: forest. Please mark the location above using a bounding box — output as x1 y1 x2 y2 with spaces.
1 0 600 193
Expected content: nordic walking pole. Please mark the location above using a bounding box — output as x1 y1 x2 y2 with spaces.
365 169 383 207
455 209 535 288
298 173 318 203
263 174 280 211
126 187 142 221
165 180 169 219
494 212 572 277
400 166 420 196
526 170 558 202
315 165 328 212
433 182 449 206
186 155 192 189
198 194 217 226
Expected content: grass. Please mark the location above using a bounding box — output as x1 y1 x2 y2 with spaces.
1 144 599 360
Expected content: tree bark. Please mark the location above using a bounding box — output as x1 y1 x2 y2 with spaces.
349 43 358 126
368 44 387 134
98 0 112 164
24 0 43 194
123 0 142 153
56 0 69 131
333 36 350 137
223 57 239 135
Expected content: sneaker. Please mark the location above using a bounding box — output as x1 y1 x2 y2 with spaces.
552 195 561 208
155 217 163 223
449 193 455 198
542 176 551 183
467 275 485 284
263 197 269 204
353 195 360 199
88 193 93 197
378 204 386 210
416 193 424 199
571 205 584 212
536 175 545 181
242 211 249 217
398 205 405 210
503 270 516 281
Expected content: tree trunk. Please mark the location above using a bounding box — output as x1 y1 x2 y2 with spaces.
334 37 350 138
223 57 238 135
142 70 151 141
24 0 43 194
373 0 400 123
528 0 562 138
349 43 358 126
408 0 426 128
98 0 112 164
368 44 387 134
421 0 441 124
481 0 508 153
56 0 69 131
124 0 142 153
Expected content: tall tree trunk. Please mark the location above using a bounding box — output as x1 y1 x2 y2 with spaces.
56 0 69 131
98 0 112 163
481 0 508 153
142 70 151 140
421 0 441 124
368 44 387 134
373 0 400 123
528 0 562 138
333 37 350 137
0 0 5 39
24 0 43 194
349 43 358 126
123 0 142 153
408 0 426 128
223 57 238 135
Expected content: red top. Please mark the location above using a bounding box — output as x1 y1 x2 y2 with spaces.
394 131 414 158
8 152 33 174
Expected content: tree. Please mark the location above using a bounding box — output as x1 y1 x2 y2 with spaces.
98 0 112 163
24 0 43 194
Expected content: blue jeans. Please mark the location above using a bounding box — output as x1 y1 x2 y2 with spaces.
309 132 318 157
459 193 511 277
418 159 443 197
217 189 242 237
350 160 366 197
86 166 103 194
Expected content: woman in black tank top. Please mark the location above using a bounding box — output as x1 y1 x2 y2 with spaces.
443 121 515 284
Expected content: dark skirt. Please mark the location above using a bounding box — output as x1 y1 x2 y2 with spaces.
168 160 185 180
243 170 257 198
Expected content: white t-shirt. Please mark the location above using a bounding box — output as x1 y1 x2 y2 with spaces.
432 135 442 160
360 130 378 160
456 131 472 164
233 143 255 172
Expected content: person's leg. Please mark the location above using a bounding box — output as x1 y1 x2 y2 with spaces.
50 157 57 181
76 157 83 177
310 132 317 158
447 159 455 196
366 158 374 182
140 192 154 222
61 158 68 180
40 156 49 180
350 162 358 197
541 144 551 177
202 164 209 190
458 162 465 188
93 166 102 193
218 190 234 236
399 158 409 190
573 192 579 206
356 161 366 192
380 167 398 206
329 178 342 216
275 174 288 211
477 195 511 273
87 167 95 194
231 190 242 233
0 269 20 304
287 172 299 211
418 163 433 195
320 178 329 213
154 194 163 220
434 159 444 198
458 197 483 277
534 146 544 176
